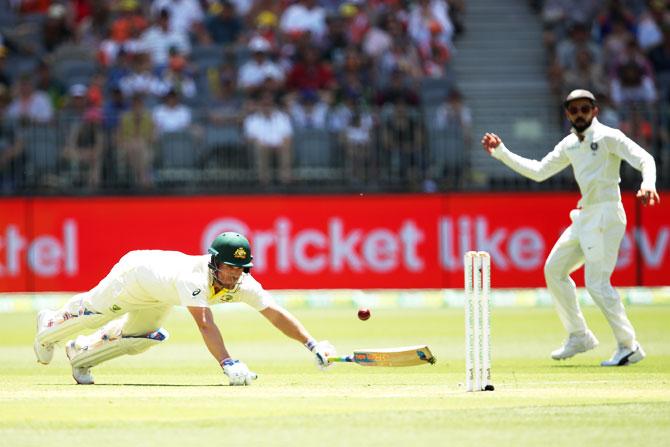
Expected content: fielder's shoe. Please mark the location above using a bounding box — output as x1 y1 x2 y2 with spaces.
33 309 55 365
551 330 599 360
601 343 646 367
66 339 94 385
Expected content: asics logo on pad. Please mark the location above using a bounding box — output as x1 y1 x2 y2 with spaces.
192 289 202 296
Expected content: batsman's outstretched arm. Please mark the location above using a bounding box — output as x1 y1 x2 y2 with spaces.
260 304 336 369
260 304 312 344
188 306 231 364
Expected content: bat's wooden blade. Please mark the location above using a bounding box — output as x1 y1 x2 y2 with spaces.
350 345 436 367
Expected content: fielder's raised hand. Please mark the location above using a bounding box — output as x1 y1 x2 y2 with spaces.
636 188 660 207
481 132 502 154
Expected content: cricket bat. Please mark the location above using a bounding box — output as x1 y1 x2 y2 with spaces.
327 345 436 367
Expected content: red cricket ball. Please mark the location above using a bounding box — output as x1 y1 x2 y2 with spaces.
357 308 371 321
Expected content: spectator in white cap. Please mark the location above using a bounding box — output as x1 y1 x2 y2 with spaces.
238 37 284 94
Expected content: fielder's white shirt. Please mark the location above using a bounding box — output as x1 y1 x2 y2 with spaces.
492 117 657 207
117 250 273 310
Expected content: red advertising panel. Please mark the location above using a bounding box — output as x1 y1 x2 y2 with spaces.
0 193 667 292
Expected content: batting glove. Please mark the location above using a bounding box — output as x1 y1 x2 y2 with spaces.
306 339 336 370
221 358 257 386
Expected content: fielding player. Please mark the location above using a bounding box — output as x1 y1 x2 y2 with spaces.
33 232 336 385
482 89 660 366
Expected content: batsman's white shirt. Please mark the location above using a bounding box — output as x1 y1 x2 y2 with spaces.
93 250 273 311
491 117 656 207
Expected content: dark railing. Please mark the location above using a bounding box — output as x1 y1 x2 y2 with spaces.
1 104 667 196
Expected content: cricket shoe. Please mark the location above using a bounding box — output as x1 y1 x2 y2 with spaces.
66 339 95 385
551 330 599 360
34 309 55 365
601 343 646 367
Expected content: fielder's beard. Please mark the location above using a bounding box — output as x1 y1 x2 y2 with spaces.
570 117 593 133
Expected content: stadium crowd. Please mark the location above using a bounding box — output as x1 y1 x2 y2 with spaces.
540 0 670 181
0 0 468 193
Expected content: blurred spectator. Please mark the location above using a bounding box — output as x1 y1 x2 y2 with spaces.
610 38 657 106
207 74 243 125
155 50 197 99
562 48 607 97
99 0 148 66
321 12 350 66
636 1 666 51
341 1 370 46
408 0 454 54
19 0 50 14
151 0 206 39
118 93 155 187
380 95 423 186
238 36 284 94
379 38 423 84
340 100 374 183
286 45 335 94
362 12 393 60
334 46 373 102
648 25 670 96
140 9 191 67
61 85 104 188
602 19 635 71
0 85 24 192
280 0 327 41
110 0 149 44
420 24 451 77
594 93 621 128
434 89 472 148
541 0 600 40
595 0 637 42
119 52 163 99
555 22 602 72
254 10 279 48
205 1 243 45
35 61 67 110
102 86 127 134
152 89 192 134
106 47 134 90
7 74 54 124
375 69 419 107
243 91 293 185
42 3 73 53
289 89 329 129
0 46 9 92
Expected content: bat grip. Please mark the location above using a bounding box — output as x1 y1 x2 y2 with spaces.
327 355 353 363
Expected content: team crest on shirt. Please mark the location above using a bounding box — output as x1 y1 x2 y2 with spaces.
590 142 598 153
234 247 247 259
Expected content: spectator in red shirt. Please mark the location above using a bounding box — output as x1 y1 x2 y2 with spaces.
286 45 335 94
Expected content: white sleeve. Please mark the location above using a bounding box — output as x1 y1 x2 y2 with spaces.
491 141 570 182
610 130 657 191
239 277 275 311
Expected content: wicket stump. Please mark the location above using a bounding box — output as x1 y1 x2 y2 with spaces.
464 251 492 392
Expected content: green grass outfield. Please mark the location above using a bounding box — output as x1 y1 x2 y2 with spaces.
1 305 669 447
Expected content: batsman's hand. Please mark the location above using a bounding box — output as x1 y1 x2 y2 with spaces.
481 132 502 155
221 359 257 386
636 188 660 207
308 340 337 370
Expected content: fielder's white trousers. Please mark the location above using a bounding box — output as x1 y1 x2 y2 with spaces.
543 202 636 348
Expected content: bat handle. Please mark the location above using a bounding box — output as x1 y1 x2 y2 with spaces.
327 355 353 363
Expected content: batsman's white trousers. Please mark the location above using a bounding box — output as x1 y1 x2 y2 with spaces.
543 201 636 348
47 257 173 344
